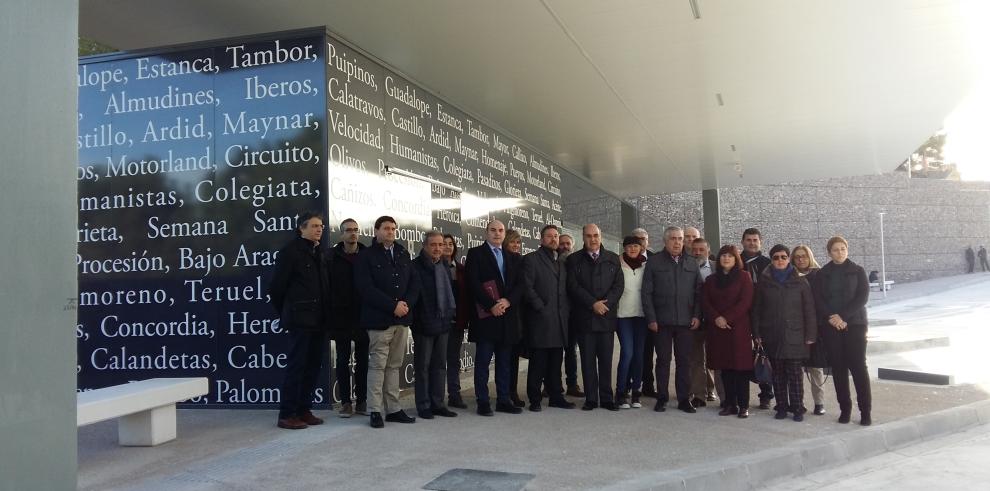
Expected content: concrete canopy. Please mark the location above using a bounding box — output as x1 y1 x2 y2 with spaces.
80 0 984 197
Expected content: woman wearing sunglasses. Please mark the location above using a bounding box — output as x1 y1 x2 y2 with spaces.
791 244 827 416
752 244 817 422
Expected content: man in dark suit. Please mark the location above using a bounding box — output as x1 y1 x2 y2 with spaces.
741 227 773 408
521 225 575 411
567 223 624 411
354 215 420 428
269 211 331 430
465 219 524 416
642 226 702 414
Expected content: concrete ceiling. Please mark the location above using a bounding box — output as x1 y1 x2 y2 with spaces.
80 0 983 197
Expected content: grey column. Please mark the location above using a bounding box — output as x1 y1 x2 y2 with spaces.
702 189 721 253
0 1 78 489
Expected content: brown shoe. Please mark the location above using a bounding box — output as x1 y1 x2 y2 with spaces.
298 410 324 425
566 385 585 398
277 417 308 430
338 403 354 418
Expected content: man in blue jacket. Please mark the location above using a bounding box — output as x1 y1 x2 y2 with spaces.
354 216 420 428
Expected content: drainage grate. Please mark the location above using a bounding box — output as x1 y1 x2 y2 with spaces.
423 468 535 491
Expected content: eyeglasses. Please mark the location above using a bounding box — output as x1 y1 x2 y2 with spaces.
772 254 789 260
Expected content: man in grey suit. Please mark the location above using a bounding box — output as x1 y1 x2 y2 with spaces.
521 225 576 411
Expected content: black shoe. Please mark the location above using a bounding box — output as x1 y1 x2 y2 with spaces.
813 404 826 416
566 385 585 398
654 400 666 412
601 402 620 411
581 401 597 411
548 399 576 409
432 407 458 417
642 386 658 398
385 410 416 423
737 407 750 418
369 412 384 428
838 410 851 424
719 406 738 416
793 412 804 422
758 398 771 410
529 403 542 412
774 409 788 420
448 396 468 409
678 401 697 413
691 397 707 408
510 396 526 408
417 409 435 420
477 402 494 416
860 412 872 426
495 402 522 414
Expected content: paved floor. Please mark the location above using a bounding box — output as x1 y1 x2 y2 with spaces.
77 273 990 490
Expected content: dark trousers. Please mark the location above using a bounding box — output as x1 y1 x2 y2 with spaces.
446 327 465 399
474 340 511 404
564 326 579 388
580 331 615 404
981 257 989 272
509 344 522 399
334 330 369 405
413 330 449 412
967 258 975 273
770 358 804 412
279 330 328 419
823 324 872 413
654 325 693 404
527 347 564 404
616 317 647 394
642 330 657 390
720 369 751 408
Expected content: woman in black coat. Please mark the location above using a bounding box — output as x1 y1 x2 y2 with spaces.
814 236 872 426
751 244 817 422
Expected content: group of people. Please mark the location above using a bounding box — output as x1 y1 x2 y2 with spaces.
269 212 873 430
965 245 989 273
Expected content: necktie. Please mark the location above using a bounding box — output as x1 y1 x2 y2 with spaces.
494 247 504 281
592 251 599 262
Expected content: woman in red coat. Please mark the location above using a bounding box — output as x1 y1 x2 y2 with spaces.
702 245 755 418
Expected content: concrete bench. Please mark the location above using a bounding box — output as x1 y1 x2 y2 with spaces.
77 377 208 446
870 280 895 291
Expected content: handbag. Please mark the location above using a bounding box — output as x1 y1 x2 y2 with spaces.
803 336 829 369
753 343 773 385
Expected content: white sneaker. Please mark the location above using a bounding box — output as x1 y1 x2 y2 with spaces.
631 401 642 409
618 402 631 409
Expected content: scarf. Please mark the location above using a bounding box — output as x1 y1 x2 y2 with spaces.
715 268 736 288
771 264 794 285
436 259 457 318
624 254 646 270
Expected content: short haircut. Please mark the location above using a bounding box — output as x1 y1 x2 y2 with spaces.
769 244 790 257
423 230 444 242
296 211 324 235
631 227 649 237
826 236 848 253
443 233 458 258
374 215 396 230
540 224 560 237
692 237 709 247
742 227 761 239
339 218 357 229
716 245 743 271
663 226 683 240
791 244 821 269
505 229 522 244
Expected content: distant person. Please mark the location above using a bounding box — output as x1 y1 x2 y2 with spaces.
442 234 470 409
752 245 817 422
980 246 990 272
567 223 624 411
690 238 721 406
355 216 420 428
642 226 702 413
521 225 575 411
814 236 872 426
966 246 976 273
630 227 658 399
410 231 458 420
701 245 754 418
615 236 647 409
557 233 583 397
741 227 774 409
465 220 524 416
329 219 368 419
504 229 526 408
269 211 331 430
792 244 827 416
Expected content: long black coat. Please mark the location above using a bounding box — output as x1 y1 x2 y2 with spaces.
353 241 420 330
411 250 455 337
522 247 569 348
268 236 332 331
465 243 523 345
751 268 817 360
641 250 701 327
328 241 366 340
813 259 869 327
566 248 624 333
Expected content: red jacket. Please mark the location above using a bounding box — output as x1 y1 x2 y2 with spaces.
702 270 755 371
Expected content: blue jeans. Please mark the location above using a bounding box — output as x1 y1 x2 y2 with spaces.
616 317 647 395
474 340 511 405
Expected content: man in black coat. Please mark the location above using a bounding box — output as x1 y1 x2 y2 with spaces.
410 231 458 420
567 223 624 411
354 216 420 428
329 218 367 418
465 219 524 416
966 245 976 273
521 225 575 411
557 233 583 397
642 226 702 414
268 211 331 430
980 246 990 272
741 227 774 408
